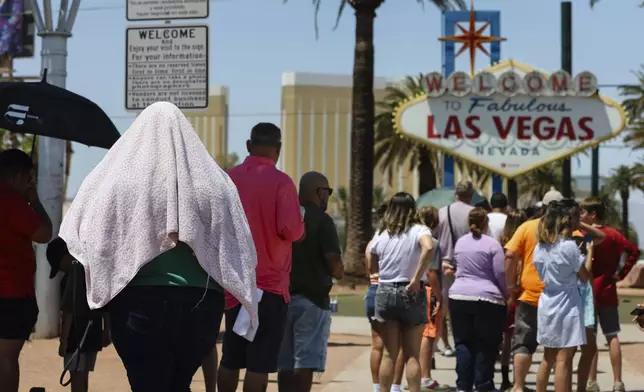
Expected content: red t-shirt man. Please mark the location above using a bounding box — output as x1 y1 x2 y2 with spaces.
580 198 639 340
218 123 305 384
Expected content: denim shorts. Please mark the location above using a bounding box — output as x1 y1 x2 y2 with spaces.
374 282 428 326
277 295 332 372
365 284 378 322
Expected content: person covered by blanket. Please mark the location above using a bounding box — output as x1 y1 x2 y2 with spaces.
58 102 259 392
218 122 305 392
0 148 53 392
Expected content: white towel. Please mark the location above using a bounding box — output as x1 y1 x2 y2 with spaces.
59 102 259 320
233 289 263 341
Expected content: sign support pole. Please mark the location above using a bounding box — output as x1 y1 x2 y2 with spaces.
591 147 600 196
29 0 82 339
561 1 573 198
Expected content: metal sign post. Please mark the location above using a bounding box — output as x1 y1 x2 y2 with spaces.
28 0 82 339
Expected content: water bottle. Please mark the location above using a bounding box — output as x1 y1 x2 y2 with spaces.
330 296 338 313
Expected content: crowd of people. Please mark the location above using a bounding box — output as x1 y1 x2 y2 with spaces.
0 101 642 392
365 183 641 392
0 104 343 392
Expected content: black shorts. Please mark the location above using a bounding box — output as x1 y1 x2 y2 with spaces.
0 297 39 340
220 291 287 373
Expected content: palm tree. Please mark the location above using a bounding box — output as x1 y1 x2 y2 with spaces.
375 74 440 194
517 161 571 206
289 0 467 278
603 163 644 236
620 66 644 149
216 152 240 170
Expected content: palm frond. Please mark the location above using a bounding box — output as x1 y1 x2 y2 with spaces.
290 0 466 39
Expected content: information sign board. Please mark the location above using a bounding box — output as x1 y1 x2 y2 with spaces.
126 0 209 21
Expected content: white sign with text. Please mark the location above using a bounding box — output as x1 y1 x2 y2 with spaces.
126 0 209 21
126 25 209 111
394 61 627 178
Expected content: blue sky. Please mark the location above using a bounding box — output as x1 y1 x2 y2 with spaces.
14 0 644 199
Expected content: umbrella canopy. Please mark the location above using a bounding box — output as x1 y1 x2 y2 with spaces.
416 187 487 209
0 73 120 149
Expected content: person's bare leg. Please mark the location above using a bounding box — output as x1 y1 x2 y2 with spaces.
536 348 556 392
217 365 240 392
278 370 295 392
588 350 599 383
202 346 218 392
554 347 576 392
278 369 313 392
501 331 513 389
0 339 26 392
370 325 385 385
577 329 597 392
379 321 401 392
243 371 270 392
606 335 622 383
70 371 90 392
401 325 424 392
512 353 533 392
439 315 450 352
393 345 405 387
420 337 436 380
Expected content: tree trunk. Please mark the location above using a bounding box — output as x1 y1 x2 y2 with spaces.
418 147 436 195
621 190 629 236
344 2 380 279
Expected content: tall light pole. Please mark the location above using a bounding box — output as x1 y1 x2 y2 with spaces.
29 0 82 338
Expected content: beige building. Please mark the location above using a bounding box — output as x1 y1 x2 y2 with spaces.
184 86 229 161
280 72 419 215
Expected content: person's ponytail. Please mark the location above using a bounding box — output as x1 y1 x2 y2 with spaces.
468 207 488 240
470 223 482 239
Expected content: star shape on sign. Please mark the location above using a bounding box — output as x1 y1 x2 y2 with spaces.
438 0 507 76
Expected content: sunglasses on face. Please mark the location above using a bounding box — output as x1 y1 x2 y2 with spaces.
318 187 333 196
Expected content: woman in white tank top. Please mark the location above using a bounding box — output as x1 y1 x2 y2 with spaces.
368 192 436 392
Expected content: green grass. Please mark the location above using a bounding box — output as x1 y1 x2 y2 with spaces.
332 293 366 318
618 296 643 324
330 293 644 324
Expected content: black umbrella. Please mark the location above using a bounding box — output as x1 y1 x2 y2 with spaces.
0 69 120 150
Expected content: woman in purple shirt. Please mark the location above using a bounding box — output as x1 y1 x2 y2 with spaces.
449 208 508 392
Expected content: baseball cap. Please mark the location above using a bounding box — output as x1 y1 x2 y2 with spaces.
46 237 69 279
542 186 564 206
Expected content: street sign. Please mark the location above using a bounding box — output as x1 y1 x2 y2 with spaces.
125 25 209 111
126 0 209 21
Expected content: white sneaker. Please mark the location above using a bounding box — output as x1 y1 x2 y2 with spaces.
442 348 455 357
586 381 600 392
613 381 626 392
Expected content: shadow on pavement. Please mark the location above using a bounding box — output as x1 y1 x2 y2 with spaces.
327 341 370 347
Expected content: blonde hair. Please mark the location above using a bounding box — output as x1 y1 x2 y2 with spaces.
417 206 439 230
499 209 528 246
537 201 575 244
378 192 419 235
468 207 488 239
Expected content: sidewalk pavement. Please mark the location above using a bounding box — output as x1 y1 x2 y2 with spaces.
324 316 644 392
